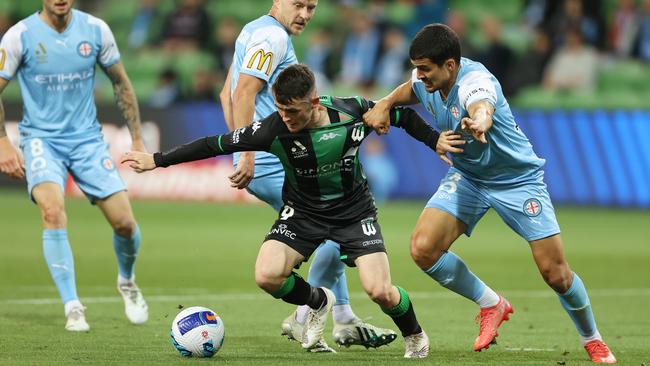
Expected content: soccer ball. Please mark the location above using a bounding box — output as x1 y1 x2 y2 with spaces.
170 306 225 357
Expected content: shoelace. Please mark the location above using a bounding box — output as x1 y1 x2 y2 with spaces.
476 306 500 333
120 285 140 303
68 308 85 320
585 341 610 356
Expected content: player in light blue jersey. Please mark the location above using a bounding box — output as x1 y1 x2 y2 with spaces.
365 24 616 363
218 0 396 352
0 0 148 332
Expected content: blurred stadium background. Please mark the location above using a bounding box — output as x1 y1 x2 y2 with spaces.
0 1 649 365
1 0 649 205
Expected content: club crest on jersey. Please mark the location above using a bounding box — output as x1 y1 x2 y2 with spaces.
77 41 93 57
451 105 460 119
351 125 365 142
523 198 542 217
361 218 377 236
102 158 115 171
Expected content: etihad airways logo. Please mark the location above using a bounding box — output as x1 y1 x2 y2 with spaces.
34 67 94 84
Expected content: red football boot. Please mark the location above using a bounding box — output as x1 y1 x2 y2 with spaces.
473 296 514 351
584 340 617 363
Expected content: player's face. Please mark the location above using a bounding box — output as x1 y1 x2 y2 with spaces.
42 0 74 17
275 96 316 132
274 0 317 35
411 58 455 93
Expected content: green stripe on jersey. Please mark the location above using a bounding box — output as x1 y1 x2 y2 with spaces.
310 126 348 200
269 138 297 189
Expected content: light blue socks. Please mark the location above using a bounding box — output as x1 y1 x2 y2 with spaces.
308 240 349 305
113 225 141 280
43 229 78 304
557 272 598 340
424 251 489 303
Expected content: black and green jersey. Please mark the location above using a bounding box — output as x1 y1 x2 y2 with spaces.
154 96 439 224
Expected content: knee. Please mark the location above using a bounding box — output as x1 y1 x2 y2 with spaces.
409 230 444 270
540 262 573 293
255 267 283 294
366 284 395 308
112 218 137 238
40 204 66 228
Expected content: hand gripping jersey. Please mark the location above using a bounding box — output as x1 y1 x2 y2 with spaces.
0 9 120 138
411 57 545 185
230 15 298 175
155 96 440 225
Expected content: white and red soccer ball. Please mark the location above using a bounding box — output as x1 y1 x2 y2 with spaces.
170 306 225 357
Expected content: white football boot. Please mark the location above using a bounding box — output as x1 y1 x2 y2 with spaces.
281 311 303 342
307 338 337 353
117 278 148 324
281 310 336 353
301 287 335 350
333 318 398 348
404 330 429 358
65 305 90 332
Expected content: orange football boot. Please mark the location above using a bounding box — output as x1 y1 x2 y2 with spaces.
473 296 514 351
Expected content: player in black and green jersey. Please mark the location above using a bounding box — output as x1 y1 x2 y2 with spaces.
122 64 464 358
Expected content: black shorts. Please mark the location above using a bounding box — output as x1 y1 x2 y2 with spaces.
264 205 386 267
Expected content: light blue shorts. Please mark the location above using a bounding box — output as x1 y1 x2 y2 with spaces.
246 167 285 213
425 168 560 242
234 152 285 212
21 135 125 204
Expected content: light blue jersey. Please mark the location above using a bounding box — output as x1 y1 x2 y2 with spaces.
415 58 560 241
0 9 120 138
1 10 125 202
230 15 297 177
412 57 545 186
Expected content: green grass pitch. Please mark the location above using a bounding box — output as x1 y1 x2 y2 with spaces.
0 189 648 365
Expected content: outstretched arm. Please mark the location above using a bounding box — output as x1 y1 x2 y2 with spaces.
0 77 24 179
104 61 146 152
122 135 230 173
363 80 419 135
122 116 276 173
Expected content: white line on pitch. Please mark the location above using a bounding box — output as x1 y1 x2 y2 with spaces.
504 348 557 352
1 288 649 306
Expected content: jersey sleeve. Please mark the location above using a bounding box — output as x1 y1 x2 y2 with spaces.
88 16 121 68
154 116 277 168
0 22 27 81
457 71 497 109
240 26 288 82
362 97 439 151
218 116 276 153
391 107 440 151
410 69 430 105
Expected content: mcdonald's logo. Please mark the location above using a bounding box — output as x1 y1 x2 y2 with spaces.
246 49 273 76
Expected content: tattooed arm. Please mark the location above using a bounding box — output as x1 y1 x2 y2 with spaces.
103 61 146 152
0 77 25 178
